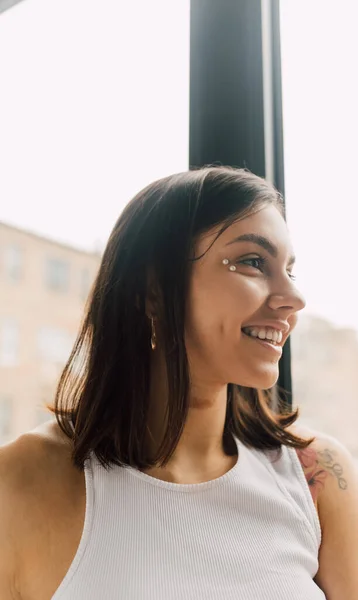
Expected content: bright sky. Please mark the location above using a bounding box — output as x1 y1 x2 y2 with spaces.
1 0 358 330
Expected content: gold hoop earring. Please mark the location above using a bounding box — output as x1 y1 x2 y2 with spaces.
150 317 157 350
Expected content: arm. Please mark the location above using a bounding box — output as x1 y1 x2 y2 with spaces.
296 432 358 599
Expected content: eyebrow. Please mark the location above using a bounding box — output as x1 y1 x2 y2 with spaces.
226 233 296 266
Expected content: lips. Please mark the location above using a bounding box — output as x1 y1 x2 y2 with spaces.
240 321 290 348
242 327 283 345
242 330 283 356
241 321 290 335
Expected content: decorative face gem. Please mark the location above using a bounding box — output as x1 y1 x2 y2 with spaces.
222 258 237 271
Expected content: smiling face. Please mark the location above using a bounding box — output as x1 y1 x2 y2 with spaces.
185 205 306 390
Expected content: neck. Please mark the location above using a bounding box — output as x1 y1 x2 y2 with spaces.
143 352 236 482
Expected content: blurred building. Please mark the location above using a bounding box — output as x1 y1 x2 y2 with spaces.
0 221 101 444
292 314 358 461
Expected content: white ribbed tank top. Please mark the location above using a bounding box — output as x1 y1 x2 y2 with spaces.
52 434 326 600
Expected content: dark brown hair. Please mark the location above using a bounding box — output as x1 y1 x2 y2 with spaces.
48 166 314 470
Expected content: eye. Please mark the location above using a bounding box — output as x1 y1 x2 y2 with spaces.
238 257 297 281
239 257 266 272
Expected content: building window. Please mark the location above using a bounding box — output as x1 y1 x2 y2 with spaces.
0 396 13 442
80 267 91 301
45 258 69 292
0 318 19 366
37 327 74 365
4 245 23 281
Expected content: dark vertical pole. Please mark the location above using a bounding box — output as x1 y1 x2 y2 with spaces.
189 0 292 407
269 0 292 406
270 0 286 201
189 0 265 175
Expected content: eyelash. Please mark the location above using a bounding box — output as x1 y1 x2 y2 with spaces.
238 257 296 281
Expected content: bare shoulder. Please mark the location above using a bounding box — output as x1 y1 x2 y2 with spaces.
288 422 357 505
0 419 79 599
0 419 75 499
288 422 358 598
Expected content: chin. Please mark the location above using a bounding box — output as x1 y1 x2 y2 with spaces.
232 366 279 390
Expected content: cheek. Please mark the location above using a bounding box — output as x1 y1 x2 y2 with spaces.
185 263 269 350
186 280 252 345
185 287 221 348
189 269 266 323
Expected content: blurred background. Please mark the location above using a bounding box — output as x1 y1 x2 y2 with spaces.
0 0 357 466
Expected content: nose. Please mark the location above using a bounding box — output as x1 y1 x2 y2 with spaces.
267 281 306 314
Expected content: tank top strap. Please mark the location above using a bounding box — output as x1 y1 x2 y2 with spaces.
253 443 322 550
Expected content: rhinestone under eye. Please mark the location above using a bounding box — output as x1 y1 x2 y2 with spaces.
222 259 229 265
229 265 236 271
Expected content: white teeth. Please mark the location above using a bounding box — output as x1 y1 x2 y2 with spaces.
243 327 283 344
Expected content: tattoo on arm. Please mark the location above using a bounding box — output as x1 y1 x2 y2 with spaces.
316 449 348 490
296 446 348 504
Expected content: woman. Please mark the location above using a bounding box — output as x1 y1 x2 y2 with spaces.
0 166 357 599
